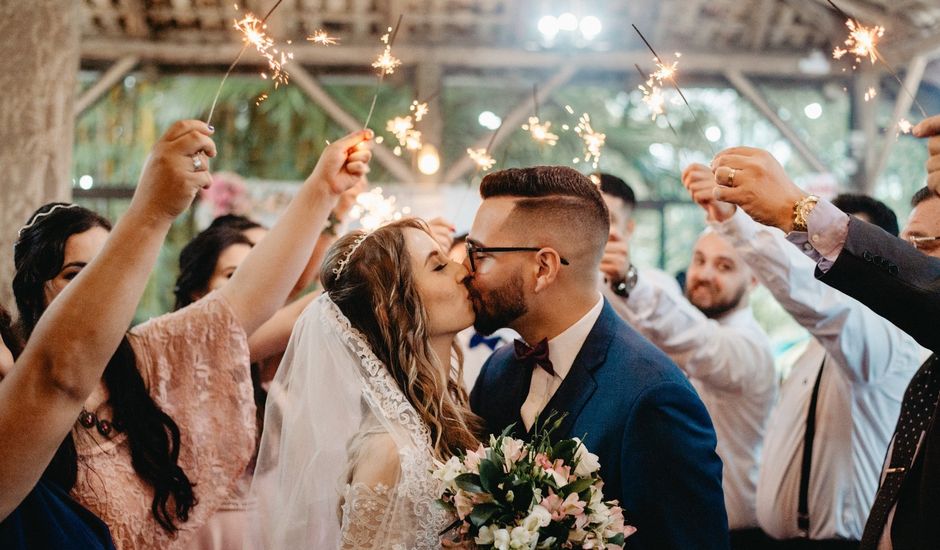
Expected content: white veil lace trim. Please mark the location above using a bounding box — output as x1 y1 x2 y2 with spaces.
247 294 449 549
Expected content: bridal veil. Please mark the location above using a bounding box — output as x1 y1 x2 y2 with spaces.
247 294 449 549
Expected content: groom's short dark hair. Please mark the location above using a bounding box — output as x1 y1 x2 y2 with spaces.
480 166 610 266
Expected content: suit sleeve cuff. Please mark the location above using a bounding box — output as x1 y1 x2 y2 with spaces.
785 198 849 273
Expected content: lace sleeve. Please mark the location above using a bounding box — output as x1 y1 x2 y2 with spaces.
126 291 256 542
340 482 395 549
339 432 407 550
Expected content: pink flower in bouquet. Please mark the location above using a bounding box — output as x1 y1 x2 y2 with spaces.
536 454 572 487
454 491 474 520
605 506 637 539
500 437 525 472
464 444 487 471
541 490 586 521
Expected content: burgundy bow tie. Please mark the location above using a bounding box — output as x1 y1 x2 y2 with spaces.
514 338 556 377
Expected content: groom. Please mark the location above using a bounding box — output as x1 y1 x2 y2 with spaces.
466 166 729 549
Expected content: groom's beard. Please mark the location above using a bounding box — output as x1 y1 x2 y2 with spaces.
467 273 528 336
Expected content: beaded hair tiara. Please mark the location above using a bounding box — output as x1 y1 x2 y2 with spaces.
331 232 369 279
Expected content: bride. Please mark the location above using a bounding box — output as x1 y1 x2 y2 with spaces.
250 218 483 549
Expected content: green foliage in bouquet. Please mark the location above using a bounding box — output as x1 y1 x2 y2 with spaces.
434 413 635 549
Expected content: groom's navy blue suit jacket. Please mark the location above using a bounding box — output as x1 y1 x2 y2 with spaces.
471 300 729 549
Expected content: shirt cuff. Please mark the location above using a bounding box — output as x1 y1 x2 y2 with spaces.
784 198 849 272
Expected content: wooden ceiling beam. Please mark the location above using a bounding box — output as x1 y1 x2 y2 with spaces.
80 39 842 78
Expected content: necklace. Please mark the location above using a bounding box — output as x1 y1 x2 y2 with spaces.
77 408 119 437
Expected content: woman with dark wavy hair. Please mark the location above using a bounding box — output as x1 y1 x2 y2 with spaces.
251 218 482 549
10 129 373 550
0 120 213 549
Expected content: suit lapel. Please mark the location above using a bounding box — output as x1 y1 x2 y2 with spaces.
541 300 616 438
488 350 533 439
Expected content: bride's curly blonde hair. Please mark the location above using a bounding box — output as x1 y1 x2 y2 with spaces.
321 218 482 460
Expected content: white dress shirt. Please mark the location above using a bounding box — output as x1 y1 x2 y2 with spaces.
520 295 604 430
605 273 776 530
712 207 926 541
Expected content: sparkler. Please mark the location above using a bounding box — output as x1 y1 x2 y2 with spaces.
363 15 404 130
522 84 559 147
382 91 437 156
826 0 928 119
348 187 412 231
466 106 505 173
635 64 681 139
632 25 716 155
385 116 422 156
574 113 606 170
466 148 497 171
411 100 429 121
897 118 913 136
522 117 560 146
206 0 290 126
307 29 339 46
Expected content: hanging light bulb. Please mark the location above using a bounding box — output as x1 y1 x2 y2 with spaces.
417 144 441 175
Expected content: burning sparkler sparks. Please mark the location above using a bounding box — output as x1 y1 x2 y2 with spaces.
348 187 412 231
371 27 402 75
307 29 339 46
466 148 496 171
652 53 681 82
363 15 404 130
833 19 884 65
639 79 667 120
826 1 928 118
410 100 429 121
897 118 913 136
206 0 290 125
574 113 606 170
864 86 877 101
522 116 559 146
385 116 423 155
632 25 716 154
522 84 559 147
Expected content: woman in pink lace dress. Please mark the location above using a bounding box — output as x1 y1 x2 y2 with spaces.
9 129 373 549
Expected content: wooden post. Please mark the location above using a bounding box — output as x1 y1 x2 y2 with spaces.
0 0 81 309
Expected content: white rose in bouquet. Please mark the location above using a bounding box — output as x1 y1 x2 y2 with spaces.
571 437 601 477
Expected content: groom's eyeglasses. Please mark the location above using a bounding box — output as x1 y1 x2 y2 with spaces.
465 240 570 273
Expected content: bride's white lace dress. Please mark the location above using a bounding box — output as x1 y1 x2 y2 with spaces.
248 295 452 549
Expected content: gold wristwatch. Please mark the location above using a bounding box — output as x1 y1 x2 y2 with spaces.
791 195 819 232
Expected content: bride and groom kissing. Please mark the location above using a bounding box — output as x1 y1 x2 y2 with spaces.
251 166 729 549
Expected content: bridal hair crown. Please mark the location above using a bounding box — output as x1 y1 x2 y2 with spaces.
332 232 369 279
17 203 82 239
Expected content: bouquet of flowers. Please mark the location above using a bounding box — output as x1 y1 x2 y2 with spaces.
434 417 636 549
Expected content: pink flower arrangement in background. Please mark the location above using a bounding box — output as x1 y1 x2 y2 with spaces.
199 171 251 217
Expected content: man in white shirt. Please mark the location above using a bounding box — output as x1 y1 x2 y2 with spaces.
592 172 682 299
684 163 925 548
605 226 777 547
